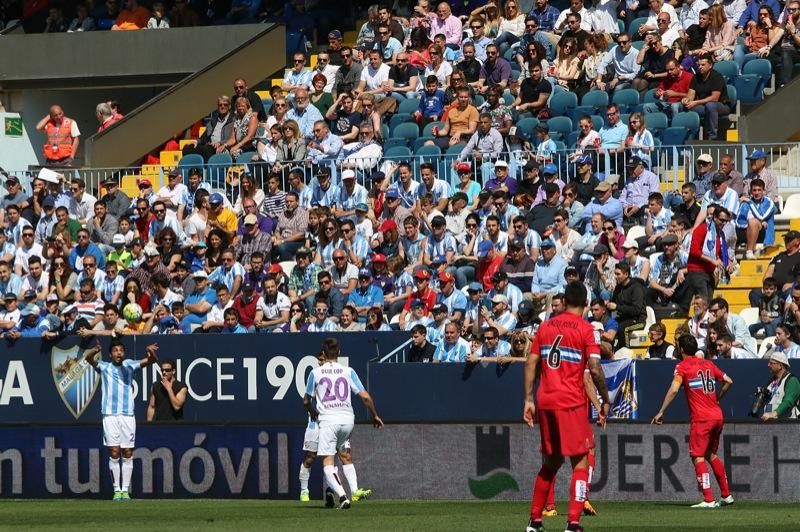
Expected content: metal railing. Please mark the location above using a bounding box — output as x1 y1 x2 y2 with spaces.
377 338 413 364
6 142 800 200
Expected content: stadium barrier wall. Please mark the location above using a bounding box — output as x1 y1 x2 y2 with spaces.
1 423 799 500
0 334 409 424
0 336 795 424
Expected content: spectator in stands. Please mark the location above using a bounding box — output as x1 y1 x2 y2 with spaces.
430 2 462 49
373 22 404 64
643 58 692 117
607 261 646 348
550 208 579 263
307 299 339 332
735 178 776 259
469 0 501 37
749 277 782 338
779 2 800 87
387 53 420 102
751 231 800 308
286 89 324 140
646 233 690 309
430 88 479 149
286 303 310 333
253 276 289 332
464 18 493 63
95 102 121 132
68 2 96 31
408 323 436 361
333 48 363 98
354 50 396 116
640 0 680 35
230 79 266 122
488 269 524 313
36 105 80 167
581 181 624 233
100 178 131 221
147 2 169 28
552 37 582 91
474 293 517 337
283 53 313 99
476 44 514 94
288 246 322 310
182 97 233 162
634 32 675 96
434 321 471 362
457 113 504 165
622 238 651 281
530 238 567 312
529 0 560 34
646 322 676 358
698 4 736 62
586 243 618 301
687 205 732 302
709 296 757 355
112 0 150 30
742 149 779 203
693 172 739 230
526 182 561 236
620 156 660 224
4 304 50 338
168 0 200 27
588 299 618 357
596 34 640 93
513 62 551 116
682 54 731 141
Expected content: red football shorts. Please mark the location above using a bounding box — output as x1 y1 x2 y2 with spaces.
689 419 723 458
537 406 594 457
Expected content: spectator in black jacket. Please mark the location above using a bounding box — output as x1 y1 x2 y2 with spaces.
407 324 436 362
607 261 646 348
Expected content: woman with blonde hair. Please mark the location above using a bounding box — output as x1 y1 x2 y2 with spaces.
626 112 655 168
493 0 526 53
223 96 258 157
424 44 453 87
469 0 502 37
701 4 736 61
552 36 582 90
275 120 307 172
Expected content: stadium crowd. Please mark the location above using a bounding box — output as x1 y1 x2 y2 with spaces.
3 0 800 363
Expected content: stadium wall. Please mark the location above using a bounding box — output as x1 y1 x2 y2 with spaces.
1 423 799 500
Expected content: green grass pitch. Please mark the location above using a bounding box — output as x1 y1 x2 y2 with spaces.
0 499 797 531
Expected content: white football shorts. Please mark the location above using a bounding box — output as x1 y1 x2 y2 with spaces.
317 423 354 456
303 426 320 452
103 415 136 448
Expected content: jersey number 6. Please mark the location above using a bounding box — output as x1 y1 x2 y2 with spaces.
547 335 564 369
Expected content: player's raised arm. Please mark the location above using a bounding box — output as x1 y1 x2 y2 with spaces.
651 375 683 425
357 390 384 428
140 343 159 367
84 339 102 367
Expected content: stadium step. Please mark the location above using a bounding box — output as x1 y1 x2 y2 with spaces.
713 289 750 306
723 275 762 289
160 150 182 167
738 259 771 276
662 318 687 340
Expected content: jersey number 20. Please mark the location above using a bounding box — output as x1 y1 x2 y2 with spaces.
547 335 564 369
320 377 350 403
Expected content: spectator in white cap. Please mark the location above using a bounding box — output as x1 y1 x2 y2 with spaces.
621 237 651 282
474 293 517 338
761 347 800 420
484 159 518 196
335 170 369 220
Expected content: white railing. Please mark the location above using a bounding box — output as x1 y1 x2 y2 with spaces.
5 142 800 199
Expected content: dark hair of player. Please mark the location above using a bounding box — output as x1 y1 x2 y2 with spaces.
677 334 698 359
322 338 340 359
564 281 587 308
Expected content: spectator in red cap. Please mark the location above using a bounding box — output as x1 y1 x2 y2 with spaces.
370 254 394 295
436 271 467 322
398 268 438 329
372 219 400 257
454 162 481 206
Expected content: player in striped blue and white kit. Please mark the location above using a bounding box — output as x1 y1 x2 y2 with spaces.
85 339 158 501
304 338 383 510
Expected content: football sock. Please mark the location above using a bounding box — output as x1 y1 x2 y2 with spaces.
694 460 714 502
587 452 596 486
546 479 556 508
299 464 311 491
109 457 121 491
530 464 557 520
121 457 133 492
324 465 346 498
567 467 589 524
709 456 731 498
342 464 358 493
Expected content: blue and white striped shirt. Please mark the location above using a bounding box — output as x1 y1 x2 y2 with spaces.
492 310 518 334
318 239 344 269
96 359 139 416
418 179 452 205
425 233 457 264
426 320 449 345
476 231 509 255
337 184 369 215
208 262 245 292
99 274 125 303
308 318 340 332
391 181 420 209
475 340 511 358
311 184 341 207
438 289 468 315
434 337 472 362
701 187 739 217
401 233 425 265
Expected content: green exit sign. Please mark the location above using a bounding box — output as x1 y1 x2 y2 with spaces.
4 117 23 137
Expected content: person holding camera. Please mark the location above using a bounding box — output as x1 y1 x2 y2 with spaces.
759 350 800 420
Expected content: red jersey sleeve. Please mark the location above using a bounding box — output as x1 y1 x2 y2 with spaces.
712 364 727 383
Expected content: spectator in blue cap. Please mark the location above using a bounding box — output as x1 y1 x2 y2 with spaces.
354 202 373 240
207 192 237 241
477 239 504 290
534 123 557 164
570 153 600 205
533 164 564 206
347 267 384 322
744 149 779 204
530 238 568 314
36 195 59 244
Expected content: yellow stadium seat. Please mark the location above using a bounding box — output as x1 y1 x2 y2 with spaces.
662 318 688 340
179 139 195 149
713 289 750 307
729 303 749 314
160 151 181 166
738 259 771 276
310 55 318 69
255 90 271 100
272 78 283 87
199 126 206 137
725 275 763 289
120 174 140 198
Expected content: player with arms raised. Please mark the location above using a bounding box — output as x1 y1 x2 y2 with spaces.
304 338 383 510
85 339 158 501
524 281 610 532
651 334 734 508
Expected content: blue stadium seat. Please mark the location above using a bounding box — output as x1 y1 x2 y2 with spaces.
631 41 644 51
549 91 578 117
727 83 738 108
671 111 700 139
516 117 539 140
568 105 597 124
413 136 436 150
389 113 413 133
235 151 256 164
422 121 445 137
643 89 659 104
179 154 205 179
397 98 420 114
743 58 772 84
392 121 420 141
502 93 515 105
589 115 604 131
384 137 411 150
713 60 740 82
565 130 580 149
661 126 689 146
644 112 668 139
415 144 442 160
205 152 231 189
612 88 640 112
581 90 609 110
628 17 648 38
380 124 390 142
734 74 765 104
384 146 413 159
546 116 573 140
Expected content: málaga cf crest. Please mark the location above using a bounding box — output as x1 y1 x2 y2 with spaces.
51 346 99 419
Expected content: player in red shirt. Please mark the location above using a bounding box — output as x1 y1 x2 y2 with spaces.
651 334 734 508
523 281 611 532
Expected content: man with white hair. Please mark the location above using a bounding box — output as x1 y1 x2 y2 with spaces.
96 102 122 132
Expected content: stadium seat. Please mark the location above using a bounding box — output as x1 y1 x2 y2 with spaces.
384 137 410 151
738 307 759 327
565 130 580 148
178 153 204 175
502 93 515 105
628 17 648 38
734 74 765 104
581 90 609 109
589 115 604 131
670 112 700 138
235 151 256 164
631 41 644 51
644 112 668 139
627 225 646 240
516 117 539 140
776 193 800 222
743 58 772 85
645 306 656 328
279 261 295 276
413 136 435 150
546 116 573 140
661 126 689 146
643 89 658 104
422 121 445 137
380 124 390 141
549 91 578 117
713 60 739 82
206 152 231 188
758 336 776 357
160 150 182 167
398 98 420 115
727 84 738 109
415 144 442 165
392 121 420 141
384 146 413 159
612 89 640 112
568 105 596 125
389 113 413 133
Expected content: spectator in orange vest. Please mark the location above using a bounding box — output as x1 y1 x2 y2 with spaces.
112 0 150 30
35 105 81 167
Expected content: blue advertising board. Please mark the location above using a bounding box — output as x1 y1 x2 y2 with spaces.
0 333 410 424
